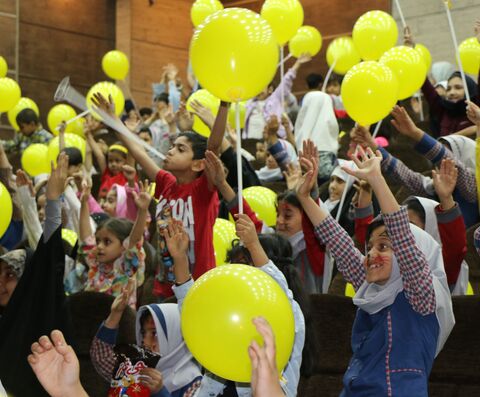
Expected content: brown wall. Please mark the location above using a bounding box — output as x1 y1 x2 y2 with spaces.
0 0 115 136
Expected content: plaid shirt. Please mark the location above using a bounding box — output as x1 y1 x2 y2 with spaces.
90 327 117 382
2 128 53 154
314 206 436 315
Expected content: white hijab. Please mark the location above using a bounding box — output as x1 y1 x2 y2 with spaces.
414 196 469 295
323 160 356 212
353 223 455 356
439 135 476 170
135 304 202 392
431 62 455 84
256 139 298 182
295 91 339 154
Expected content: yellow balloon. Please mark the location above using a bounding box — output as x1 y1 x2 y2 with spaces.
341 61 399 126
261 0 304 45
243 186 277 227
228 101 247 129
415 43 432 71
0 77 21 112
181 264 295 382
213 218 237 265
326 37 361 75
0 56 7 78
345 282 355 298
0 182 12 238
186 89 220 137
352 10 398 61
86 81 125 119
102 50 130 80
47 104 77 136
467 282 474 295
7 97 40 131
380 46 427 100
191 0 223 27
190 8 279 102
47 133 86 166
288 26 322 58
70 118 85 138
459 37 480 75
21 144 50 177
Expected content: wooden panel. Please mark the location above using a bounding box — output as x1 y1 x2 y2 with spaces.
130 40 189 95
20 0 115 40
0 15 16 69
19 23 114 87
131 0 193 49
0 0 16 14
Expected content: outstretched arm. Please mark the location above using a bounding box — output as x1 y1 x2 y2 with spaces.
128 181 152 249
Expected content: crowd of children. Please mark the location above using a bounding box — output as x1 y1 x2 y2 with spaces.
0 19 480 397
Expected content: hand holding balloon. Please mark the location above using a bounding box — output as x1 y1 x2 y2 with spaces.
292 53 312 71
235 213 269 267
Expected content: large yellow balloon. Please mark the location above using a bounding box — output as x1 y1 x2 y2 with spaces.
21 144 50 177
0 182 13 238
213 218 237 265
415 43 432 71
0 77 21 112
181 264 295 382
186 89 220 137
243 186 277 227
47 104 77 136
47 133 86 166
86 81 125 119
8 97 40 131
228 101 247 129
190 8 279 102
341 61 399 126
70 118 85 138
288 26 322 58
261 0 304 46
191 0 223 27
459 37 480 75
380 46 427 100
352 10 398 61
326 37 361 75
102 50 130 80
0 56 7 78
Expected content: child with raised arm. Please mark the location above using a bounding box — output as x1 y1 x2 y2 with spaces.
79 180 149 308
297 147 454 396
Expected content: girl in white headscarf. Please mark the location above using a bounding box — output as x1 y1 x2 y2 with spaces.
297 147 454 396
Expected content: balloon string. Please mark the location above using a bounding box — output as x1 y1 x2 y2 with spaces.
371 119 383 139
235 102 243 214
394 0 407 29
322 59 337 92
277 53 292 67
55 109 90 131
335 144 358 222
443 0 471 102
280 46 285 111
418 91 425 121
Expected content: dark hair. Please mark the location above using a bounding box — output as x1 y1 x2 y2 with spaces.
108 142 128 159
403 197 426 225
326 73 342 86
447 71 478 98
96 217 133 242
277 190 301 210
154 93 169 104
306 73 324 89
139 309 153 329
61 147 83 166
139 107 153 118
227 233 316 376
16 108 39 126
365 216 385 245
177 131 207 160
138 126 153 138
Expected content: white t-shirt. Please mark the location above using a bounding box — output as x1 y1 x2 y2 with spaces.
246 101 266 140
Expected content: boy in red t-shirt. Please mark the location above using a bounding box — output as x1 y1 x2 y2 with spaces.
116 101 229 297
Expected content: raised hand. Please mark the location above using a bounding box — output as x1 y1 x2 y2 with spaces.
295 156 318 198
175 102 194 132
162 218 190 259
190 99 215 130
249 317 284 397
264 115 280 145
300 139 319 165
79 180 91 204
28 330 87 397
343 146 382 183
293 53 312 71
350 125 376 150
91 92 116 118
122 164 137 186
204 150 227 188
16 169 35 197
111 278 136 315
164 104 175 125
432 158 457 210
390 105 423 140
466 101 480 127
46 152 69 200
235 213 259 249
284 162 302 191
132 180 152 211
403 26 415 47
